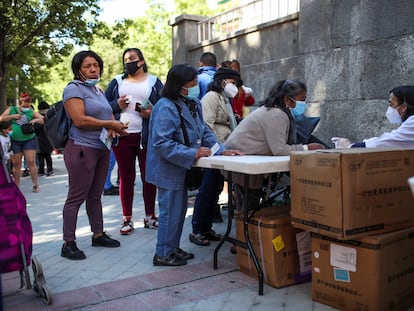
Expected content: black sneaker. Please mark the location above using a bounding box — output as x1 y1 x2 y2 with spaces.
92 232 120 248
153 253 187 266
189 233 210 246
202 230 222 241
61 241 86 260
103 185 119 196
174 248 195 260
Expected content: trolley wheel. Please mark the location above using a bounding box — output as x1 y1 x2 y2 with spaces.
31 257 43 277
40 284 53 305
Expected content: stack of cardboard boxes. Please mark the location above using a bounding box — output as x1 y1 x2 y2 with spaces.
235 207 311 288
290 149 414 311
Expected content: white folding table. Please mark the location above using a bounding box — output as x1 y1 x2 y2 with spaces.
195 155 290 295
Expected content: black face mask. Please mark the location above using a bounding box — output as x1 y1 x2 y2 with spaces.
124 60 142 75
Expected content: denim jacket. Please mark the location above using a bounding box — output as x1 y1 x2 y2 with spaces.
146 96 223 190
105 73 163 148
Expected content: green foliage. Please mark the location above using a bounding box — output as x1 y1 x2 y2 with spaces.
174 0 212 16
3 0 227 111
0 0 103 111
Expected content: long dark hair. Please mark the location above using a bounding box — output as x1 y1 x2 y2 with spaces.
263 80 307 109
122 48 148 77
207 79 224 93
390 85 414 122
262 79 306 145
71 50 104 80
161 64 197 100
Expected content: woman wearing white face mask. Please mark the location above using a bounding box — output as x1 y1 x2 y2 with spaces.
349 85 414 148
189 68 244 246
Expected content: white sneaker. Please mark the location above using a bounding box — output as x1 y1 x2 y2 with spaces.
144 217 158 229
120 220 134 235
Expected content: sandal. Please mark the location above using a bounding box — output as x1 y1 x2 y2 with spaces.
33 185 40 193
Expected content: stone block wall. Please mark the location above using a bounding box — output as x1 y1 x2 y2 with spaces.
171 0 414 145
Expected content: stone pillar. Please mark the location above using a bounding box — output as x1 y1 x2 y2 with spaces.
170 14 206 65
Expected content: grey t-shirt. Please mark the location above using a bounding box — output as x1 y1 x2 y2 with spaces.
63 80 113 149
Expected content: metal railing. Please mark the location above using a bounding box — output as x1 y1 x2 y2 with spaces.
197 0 300 43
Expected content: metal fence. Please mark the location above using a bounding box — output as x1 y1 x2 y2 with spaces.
197 0 300 43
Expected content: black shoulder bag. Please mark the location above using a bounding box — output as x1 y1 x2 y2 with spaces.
173 102 204 191
44 100 71 149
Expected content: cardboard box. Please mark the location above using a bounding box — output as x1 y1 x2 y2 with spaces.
290 149 414 239
312 227 414 311
235 207 311 288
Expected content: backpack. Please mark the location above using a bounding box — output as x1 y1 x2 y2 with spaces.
44 100 71 149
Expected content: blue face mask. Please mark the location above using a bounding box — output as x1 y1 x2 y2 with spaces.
290 100 307 117
21 107 30 113
185 85 200 101
85 76 100 86
7 131 13 137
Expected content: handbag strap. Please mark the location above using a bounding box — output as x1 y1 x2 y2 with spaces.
173 102 190 147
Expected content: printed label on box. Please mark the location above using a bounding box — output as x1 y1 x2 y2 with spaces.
272 235 285 252
330 243 357 272
297 231 312 273
333 267 350 282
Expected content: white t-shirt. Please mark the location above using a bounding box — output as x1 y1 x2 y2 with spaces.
118 78 149 133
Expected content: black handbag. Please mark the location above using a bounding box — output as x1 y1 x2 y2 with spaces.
44 100 71 149
21 123 34 134
173 102 204 191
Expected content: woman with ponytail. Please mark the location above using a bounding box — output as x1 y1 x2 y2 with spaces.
225 79 325 155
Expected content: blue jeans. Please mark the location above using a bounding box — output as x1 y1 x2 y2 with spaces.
156 187 187 257
104 148 116 190
192 169 224 234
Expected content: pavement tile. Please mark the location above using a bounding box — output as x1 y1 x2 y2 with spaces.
181 259 237 277
85 295 152 311
139 268 197 288
93 277 150 300
139 285 202 310
46 287 103 311
189 274 248 297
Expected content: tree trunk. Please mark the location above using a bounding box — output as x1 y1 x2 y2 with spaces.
0 66 7 113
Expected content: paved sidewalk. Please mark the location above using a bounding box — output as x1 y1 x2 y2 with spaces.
2 155 407 311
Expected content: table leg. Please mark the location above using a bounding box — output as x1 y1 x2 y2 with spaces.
213 171 264 295
214 171 234 269
243 174 264 295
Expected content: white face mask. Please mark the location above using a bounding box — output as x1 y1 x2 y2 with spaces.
385 106 402 124
223 83 239 98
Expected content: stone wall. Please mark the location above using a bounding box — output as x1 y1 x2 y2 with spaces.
171 0 414 145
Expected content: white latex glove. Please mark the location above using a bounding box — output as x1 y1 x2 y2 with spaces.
331 137 352 148
241 85 253 95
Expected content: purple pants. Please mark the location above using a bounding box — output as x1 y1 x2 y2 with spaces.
62 139 109 242
113 133 156 218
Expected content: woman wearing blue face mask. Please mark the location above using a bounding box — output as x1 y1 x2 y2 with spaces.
0 92 44 190
146 64 241 266
225 79 325 155
349 85 414 148
60 50 128 260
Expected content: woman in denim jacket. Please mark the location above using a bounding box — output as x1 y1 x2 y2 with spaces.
146 64 241 266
